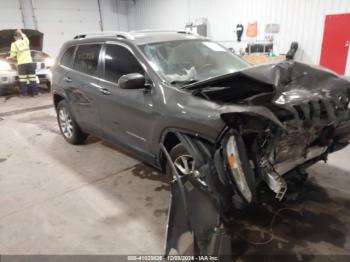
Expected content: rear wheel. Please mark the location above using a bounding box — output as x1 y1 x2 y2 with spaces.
57 100 87 145
41 82 51 93
0 87 8 96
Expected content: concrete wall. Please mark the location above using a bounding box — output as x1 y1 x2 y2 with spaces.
0 0 129 57
127 0 350 65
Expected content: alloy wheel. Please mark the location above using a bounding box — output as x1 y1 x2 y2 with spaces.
174 154 196 176
173 154 207 186
58 107 74 139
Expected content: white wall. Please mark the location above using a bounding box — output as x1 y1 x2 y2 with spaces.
127 0 350 65
0 0 130 58
32 0 130 57
100 0 129 31
0 1 22 30
32 0 101 57
3 0 349 64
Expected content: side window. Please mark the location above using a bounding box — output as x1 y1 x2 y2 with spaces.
104 44 144 83
73 44 101 76
60 46 76 68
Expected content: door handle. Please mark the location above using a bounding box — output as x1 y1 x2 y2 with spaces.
99 87 111 95
64 76 72 83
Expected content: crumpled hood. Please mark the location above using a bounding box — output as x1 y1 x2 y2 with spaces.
244 62 350 118
190 60 350 128
190 60 350 93
190 60 350 107
242 61 350 98
0 29 43 53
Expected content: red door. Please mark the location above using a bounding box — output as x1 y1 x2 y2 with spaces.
320 13 350 75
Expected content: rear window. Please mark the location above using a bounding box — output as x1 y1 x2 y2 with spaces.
60 46 76 68
73 44 101 76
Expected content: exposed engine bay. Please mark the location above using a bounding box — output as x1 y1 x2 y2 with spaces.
191 61 350 201
163 61 350 258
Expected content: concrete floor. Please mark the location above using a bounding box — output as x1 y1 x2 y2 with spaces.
0 94 350 258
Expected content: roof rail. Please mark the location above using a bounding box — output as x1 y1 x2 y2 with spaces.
131 29 193 35
177 31 193 35
73 31 134 40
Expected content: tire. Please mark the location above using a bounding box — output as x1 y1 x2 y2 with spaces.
41 82 51 93
0 87 8 96
56 100 87 145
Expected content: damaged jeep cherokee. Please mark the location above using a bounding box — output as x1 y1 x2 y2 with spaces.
52 31 350 255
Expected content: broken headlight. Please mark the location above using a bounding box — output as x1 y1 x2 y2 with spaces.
225 135 253 203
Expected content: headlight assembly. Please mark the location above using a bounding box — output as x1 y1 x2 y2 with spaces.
225 135 253 203
0 61 11 71
44 57 55 68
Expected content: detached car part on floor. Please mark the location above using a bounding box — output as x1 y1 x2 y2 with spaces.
51 31 350 257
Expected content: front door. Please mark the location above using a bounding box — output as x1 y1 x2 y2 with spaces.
98 43 155 160
320 13 350 75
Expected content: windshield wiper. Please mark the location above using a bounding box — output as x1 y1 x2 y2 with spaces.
170 79 199 86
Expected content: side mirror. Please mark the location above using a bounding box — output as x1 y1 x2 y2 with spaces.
118 73 146 90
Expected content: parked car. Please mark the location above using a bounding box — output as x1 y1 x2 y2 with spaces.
30 50 54 89
52 30 350 252
0 29 53 95
0 56 17 95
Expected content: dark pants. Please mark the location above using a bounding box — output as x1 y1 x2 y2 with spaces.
17 63 39 96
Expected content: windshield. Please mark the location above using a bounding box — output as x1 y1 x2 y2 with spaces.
139 40 249 86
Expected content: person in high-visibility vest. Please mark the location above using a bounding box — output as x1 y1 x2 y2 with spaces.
6 29 39 97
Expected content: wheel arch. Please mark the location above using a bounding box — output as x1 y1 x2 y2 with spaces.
53 92 65 110
159 129 215 172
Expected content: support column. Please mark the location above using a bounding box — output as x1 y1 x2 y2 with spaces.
97 0 104 31
18 0 37 29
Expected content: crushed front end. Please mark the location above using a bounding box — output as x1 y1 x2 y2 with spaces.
163 61 350 257
176 61 348 204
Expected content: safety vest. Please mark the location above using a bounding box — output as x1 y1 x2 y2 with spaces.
10 33 32 65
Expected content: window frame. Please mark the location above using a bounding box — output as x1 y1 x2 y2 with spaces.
72 43 104 78
101 41 147 86
59 45 77 69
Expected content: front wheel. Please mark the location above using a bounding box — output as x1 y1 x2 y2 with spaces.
165 144 212 255
56 100 87 145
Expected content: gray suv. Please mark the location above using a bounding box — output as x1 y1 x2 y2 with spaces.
52 30 350 212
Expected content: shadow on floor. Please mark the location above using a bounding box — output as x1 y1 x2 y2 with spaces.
230 165 350 260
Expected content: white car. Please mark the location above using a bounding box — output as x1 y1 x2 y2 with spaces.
0 51 53 96
0 58 17 93
0 29 53 96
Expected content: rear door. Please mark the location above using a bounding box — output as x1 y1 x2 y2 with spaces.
98 43 155 161
63 43 103 137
